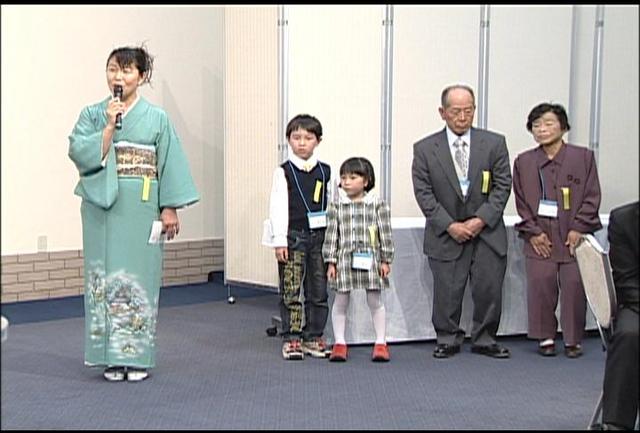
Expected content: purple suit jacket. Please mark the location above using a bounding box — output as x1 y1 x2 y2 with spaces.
512 142 602 258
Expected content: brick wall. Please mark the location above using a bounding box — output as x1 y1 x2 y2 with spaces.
1 238 223 304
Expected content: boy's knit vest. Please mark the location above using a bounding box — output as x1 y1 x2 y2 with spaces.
281 161 331 232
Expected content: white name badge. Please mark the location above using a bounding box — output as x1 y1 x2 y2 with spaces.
352 252 374 270
537 199 558 218
460 179 470 196
148 220 167 244
307 211 327 229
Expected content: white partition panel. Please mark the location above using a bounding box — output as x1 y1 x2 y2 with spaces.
224 6 279 287
223 4 639 294
287 5 382 186
596 6 639 211
391 5 480 218
489 5 573 216
568 5 639 212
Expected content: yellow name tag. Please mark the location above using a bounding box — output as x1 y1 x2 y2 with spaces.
313 180 323 203
142 176 150 201
481 170 491 194
368 225 378 246
561 187 570 210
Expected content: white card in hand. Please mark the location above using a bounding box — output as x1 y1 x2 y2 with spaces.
148 220 166 244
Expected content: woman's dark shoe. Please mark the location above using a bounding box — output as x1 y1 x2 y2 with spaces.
538 341 556 357
564 344 583 358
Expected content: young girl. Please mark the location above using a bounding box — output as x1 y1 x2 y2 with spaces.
322 157 395 362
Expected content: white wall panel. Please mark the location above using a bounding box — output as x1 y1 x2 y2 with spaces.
224 6 279 287
489 5 573 216
596 6 639 211
1 5 225 254
391 6 480 217
2 5 637 285
287 5 382 189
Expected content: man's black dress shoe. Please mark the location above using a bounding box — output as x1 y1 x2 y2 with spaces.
433 344 460 358
471 343 510 358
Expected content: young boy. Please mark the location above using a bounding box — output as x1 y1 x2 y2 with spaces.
267 114 332 360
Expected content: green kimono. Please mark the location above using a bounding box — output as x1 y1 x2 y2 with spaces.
68 96 199 369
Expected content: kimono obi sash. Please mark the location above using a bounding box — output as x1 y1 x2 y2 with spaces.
114 141 157 179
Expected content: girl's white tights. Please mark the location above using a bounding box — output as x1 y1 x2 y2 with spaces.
331 291 386 345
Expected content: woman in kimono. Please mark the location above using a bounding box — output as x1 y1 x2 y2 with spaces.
68 45 199 382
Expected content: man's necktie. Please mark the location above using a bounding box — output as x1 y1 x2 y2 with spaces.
454 138 469 179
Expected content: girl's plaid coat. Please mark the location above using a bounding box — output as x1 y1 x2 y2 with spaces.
322 190 394 293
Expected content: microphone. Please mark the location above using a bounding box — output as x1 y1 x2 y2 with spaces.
113 85 123 130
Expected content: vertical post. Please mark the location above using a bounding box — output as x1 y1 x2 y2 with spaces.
278 5 289 164
589 5 605 165
477 5 491 129
380 5 394 204
567 5 579 144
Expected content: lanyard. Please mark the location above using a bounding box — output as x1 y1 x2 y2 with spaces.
538 168 548 200
288 161 326 212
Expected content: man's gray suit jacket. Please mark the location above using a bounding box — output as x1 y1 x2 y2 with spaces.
411 127 512 261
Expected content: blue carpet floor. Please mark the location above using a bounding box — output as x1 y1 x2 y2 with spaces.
1 276 608 430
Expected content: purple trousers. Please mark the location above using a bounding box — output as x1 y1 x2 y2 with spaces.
525 258 587 346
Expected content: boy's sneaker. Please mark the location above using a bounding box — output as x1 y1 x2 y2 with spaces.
372 343 390 362
302 337 330 358
126 367 149 382
103 366 126 382
329 343 348 362
282 339 304 360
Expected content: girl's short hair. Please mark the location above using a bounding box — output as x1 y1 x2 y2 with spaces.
286 114 323 139
339 157 376 192
526 102 571 132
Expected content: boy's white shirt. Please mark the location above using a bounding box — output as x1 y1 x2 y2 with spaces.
265 151 336 248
